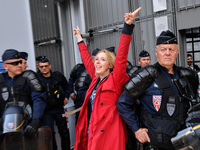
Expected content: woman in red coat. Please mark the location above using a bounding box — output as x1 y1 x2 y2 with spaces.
73 7 141 150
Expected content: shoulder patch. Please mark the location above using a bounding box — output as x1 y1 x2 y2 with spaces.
153 95 161 111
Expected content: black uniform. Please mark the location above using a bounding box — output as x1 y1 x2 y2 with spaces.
68 63 91 122
38 71 70 150
117 63 199 150
0 70 46 136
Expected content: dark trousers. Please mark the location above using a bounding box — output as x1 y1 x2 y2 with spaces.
43 107 70 150
126 125 138 150
143 143 173 150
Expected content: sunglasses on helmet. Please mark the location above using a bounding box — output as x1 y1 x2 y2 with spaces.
6 60 22 66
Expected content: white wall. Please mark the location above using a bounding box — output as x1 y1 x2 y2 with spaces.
0 0 36 71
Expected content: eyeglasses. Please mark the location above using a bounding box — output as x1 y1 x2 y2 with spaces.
6 60 22 66
39 65 49 68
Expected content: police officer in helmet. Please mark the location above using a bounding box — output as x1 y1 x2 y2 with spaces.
117 30 199 150
68 48 100 123
0 49 46 137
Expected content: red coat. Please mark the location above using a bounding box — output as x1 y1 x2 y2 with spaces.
74 33 131 150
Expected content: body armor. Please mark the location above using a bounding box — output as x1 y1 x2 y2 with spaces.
74 69 91 94
0 74 32 118
45 71 66 106
124 65 198 149
124 65 159 97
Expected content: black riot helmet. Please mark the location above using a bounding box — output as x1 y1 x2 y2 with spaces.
1 105 26 134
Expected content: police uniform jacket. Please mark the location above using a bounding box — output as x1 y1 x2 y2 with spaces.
117 63 182 132
38 71 71 109
117 63 198 149
68 63 86 95
74 23 133 150
0 71 46 119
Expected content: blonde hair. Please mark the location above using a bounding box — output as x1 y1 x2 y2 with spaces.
96 49 116 72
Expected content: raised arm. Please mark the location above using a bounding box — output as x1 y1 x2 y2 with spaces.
73 26 95 78
113 7 141 86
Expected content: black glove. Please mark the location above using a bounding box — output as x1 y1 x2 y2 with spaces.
24 119 41 137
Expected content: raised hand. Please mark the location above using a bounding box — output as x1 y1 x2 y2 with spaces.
73 26 83 42
124 7 141 25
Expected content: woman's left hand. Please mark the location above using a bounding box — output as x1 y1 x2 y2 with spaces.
124 7 141 25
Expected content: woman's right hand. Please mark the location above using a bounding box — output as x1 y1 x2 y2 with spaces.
73 26 83 42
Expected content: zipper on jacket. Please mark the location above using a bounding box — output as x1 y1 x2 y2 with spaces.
11 87 16 102
47 83 50 98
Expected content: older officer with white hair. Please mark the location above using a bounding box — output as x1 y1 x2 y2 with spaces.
117 30 199 150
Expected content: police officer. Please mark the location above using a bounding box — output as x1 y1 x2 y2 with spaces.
138 49 151 68
0 49 46 137
68 48 99 123
35 56 42 73
125 50 151 150
37 56 70 150
127 50 151 78
19 51 28 71
117 30 199 150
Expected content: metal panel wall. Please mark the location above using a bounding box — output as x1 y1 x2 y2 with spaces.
83 0 136 65
34 43 63 72
177 0 200 11
30 0 59 42
129 0 176 65
84 0 129 30
82 0 178 66
29 0 63 72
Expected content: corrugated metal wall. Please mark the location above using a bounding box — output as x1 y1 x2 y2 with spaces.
29 0 63 72
130 0 176 65
83 0 137 64
83 0 177 65
84 0 129 30
177 0 200 11
29 0 200 71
